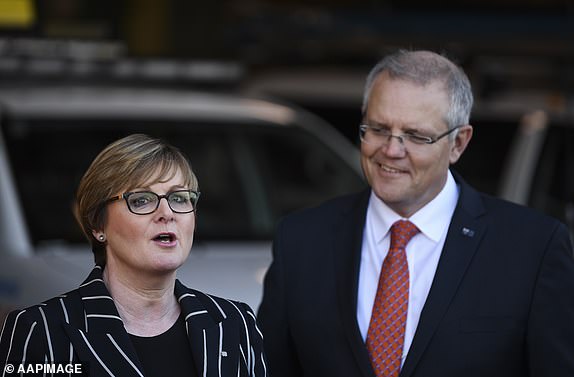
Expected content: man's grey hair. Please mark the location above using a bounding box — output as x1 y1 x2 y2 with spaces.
362 50 474 132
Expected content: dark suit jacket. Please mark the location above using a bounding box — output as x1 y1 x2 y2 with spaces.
257 175 574 377
0 265 267 377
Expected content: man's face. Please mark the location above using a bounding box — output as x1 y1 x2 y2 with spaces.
361 72 472 217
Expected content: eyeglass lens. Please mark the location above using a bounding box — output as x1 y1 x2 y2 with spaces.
126 191 197 214
361 127 410 146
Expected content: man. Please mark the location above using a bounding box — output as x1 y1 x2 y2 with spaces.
257 50 574 377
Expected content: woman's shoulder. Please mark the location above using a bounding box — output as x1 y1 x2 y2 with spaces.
175 281 255 320
4 288 83 328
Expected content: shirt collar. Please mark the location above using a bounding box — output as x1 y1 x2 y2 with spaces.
368 170 460 244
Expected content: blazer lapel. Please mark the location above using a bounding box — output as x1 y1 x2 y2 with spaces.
400 178 487 377
63 266 145 377
334 190 377 377
176 282 239 377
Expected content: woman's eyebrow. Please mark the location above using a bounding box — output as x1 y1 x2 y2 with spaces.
128 183 186 192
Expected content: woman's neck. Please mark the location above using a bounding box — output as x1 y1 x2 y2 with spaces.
103 264 181 337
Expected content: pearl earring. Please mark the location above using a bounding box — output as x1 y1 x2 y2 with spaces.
98 235 105 242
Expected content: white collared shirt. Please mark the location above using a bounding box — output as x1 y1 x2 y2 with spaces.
357 170 460 366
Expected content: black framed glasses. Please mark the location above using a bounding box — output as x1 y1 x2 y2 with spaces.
359 124 463 148
107 190 200 215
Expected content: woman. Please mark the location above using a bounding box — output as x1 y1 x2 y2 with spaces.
0 134 267 376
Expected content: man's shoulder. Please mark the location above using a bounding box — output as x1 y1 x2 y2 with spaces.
282 189 369 223
461 181 564 231
475 190 550 218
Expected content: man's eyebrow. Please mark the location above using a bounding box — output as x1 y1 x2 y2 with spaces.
365 120 390 128
367 120 427 133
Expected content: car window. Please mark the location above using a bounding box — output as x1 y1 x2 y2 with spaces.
528 124 574 232
2 116 365 247
247 127 363 216
453 119 518 195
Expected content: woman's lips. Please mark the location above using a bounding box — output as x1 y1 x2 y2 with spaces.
152 232 177 246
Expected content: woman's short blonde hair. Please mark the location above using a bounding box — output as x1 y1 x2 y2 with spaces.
74 133 199 265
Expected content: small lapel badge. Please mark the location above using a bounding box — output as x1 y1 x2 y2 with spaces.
221 351 228 357
461 227 475 237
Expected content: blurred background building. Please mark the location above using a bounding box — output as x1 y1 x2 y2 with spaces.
2 0 573 92
1 0 573 142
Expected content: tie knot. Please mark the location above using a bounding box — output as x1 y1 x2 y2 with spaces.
390 220 419 250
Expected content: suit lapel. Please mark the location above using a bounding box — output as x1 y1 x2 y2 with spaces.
176 282 239 377
334 190 377 377
400 179 487 377
63 266 145 377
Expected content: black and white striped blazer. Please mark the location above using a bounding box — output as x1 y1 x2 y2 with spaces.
0 265 267 377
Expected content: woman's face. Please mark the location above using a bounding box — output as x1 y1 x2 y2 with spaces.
99 168 196 279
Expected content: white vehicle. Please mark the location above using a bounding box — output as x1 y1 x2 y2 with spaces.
0 85 366 320
497 110 574 239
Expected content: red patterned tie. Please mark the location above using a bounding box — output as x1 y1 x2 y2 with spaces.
366 220 419 377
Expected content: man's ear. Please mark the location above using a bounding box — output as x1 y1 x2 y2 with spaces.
449 125 473 164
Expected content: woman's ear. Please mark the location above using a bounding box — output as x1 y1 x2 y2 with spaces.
92 230 106 242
